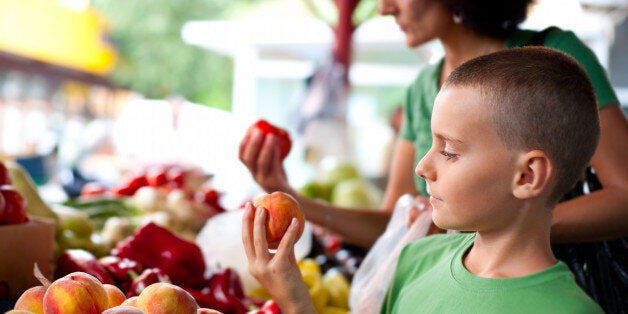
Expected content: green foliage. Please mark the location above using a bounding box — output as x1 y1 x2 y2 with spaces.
92 0 253 109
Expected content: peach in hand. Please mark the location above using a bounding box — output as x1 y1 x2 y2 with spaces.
135 282 199 314
13 285 46 314
43 272 109 314
253 191 305 249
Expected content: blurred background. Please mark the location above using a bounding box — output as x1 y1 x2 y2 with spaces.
0 0 626 207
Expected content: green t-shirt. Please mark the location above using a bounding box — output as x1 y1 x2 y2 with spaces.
400 27 619 197
380 233 604 314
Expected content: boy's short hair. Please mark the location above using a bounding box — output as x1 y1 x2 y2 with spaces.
443 46 600 204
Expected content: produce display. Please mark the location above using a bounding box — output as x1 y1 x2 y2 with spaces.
1 155 362 314
299 159 382 209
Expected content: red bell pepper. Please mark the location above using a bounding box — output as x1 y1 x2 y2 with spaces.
126 267 171 297
184 268 252 314
112 222 206 288
246 300 282 314
54 249 115 284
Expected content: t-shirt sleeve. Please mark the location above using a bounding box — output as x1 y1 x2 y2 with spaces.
399 79 419 142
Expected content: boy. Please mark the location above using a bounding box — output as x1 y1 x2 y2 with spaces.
241 46 604 313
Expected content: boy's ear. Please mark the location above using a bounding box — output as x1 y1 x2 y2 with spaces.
512 150 553 200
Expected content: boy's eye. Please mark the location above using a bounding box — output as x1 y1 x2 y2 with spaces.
439 150 458 160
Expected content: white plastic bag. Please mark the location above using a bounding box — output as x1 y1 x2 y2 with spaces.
349 194 434 314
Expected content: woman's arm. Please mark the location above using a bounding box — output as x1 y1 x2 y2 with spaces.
551 104 628 242
239 131 422 248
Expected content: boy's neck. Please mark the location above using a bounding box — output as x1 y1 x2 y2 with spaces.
462 209 556 278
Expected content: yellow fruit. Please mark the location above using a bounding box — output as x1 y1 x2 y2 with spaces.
308 276 328 314
322 270 350 309
323 306 350 314
5 160 58 222
298 258 321 275
248 286 272 300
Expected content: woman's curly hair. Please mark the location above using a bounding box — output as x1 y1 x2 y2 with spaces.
441 0 536 38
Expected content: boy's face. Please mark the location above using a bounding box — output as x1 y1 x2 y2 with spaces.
416 86 521 232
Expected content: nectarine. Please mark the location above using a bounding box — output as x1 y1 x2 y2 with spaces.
13 285 46 314
104 283 127 308
43 272 108 314
101 305 146 314
253 191 305 249
135 282 199 314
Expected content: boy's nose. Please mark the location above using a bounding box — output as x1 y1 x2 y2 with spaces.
415 152 434 182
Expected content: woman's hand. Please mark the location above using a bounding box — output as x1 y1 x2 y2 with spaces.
239 129 290 193
241 203 317 314
407 196 445 235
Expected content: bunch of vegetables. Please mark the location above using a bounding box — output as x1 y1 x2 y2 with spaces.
54 222 267 314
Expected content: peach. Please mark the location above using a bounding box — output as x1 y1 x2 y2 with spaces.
13 285 46 314
5 310 36 314
42 272 108 314
101 305 146 314
121 296 139 307
135 282 199 314
104 284 127 308
254 191 305 249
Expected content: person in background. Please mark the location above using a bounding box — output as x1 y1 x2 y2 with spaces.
243 47 605 314
240 0 627 250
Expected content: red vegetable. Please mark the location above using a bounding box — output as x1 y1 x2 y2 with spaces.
247 300 282 314
112 222 206 288
195 186 227 213
126 268 171 297
0 185 27 225
99 255 143 284
0 162 11 185
244 119 292 160
54 249 115 284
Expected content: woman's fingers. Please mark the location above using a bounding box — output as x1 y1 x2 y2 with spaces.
257 134 280 178
240 129 264 172
253 205 271 259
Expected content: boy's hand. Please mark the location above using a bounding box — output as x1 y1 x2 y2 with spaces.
242 203 317 314
239 129 290 193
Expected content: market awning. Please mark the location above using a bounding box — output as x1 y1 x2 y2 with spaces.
0 0 116 78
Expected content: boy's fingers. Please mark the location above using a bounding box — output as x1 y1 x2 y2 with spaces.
275 218 299 261
241 203 256 260
253 205 270 259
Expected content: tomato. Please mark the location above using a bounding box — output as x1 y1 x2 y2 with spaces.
80 182 108 197
0 161 11 185
166 167 185 188
194 187 226 213
0 191 5 222
245 119 292 160
0 185 28 225
145 166 168 187
111 173 148 197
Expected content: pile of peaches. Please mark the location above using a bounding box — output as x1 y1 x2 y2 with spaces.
8 268 221 314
